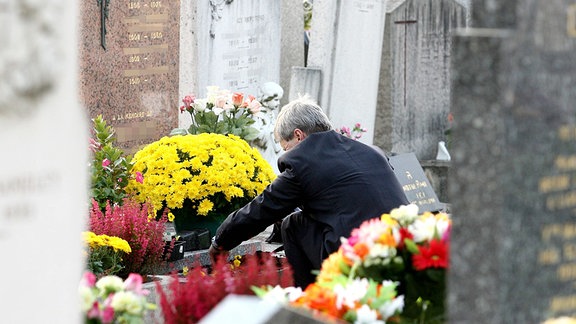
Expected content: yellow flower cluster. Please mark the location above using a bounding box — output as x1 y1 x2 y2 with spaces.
82 231 132 254
126 133 276 217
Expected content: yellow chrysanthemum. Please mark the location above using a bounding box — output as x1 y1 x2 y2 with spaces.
82 231 131 254
316 250 347 284
126 134 276 220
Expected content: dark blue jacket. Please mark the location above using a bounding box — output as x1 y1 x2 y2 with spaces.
214 130 409 253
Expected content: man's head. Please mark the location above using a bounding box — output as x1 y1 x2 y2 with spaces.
274 95 333 151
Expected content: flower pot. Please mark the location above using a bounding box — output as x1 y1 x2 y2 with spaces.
164 241 186 262
172 211 228 238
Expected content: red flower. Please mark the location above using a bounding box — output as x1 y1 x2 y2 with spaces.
412 239 448 270
398 227 413 249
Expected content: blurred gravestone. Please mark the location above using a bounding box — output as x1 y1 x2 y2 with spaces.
199 295 328 324
374 0 469 159
0 1 88 322
449 1 576 322
79 0 181 153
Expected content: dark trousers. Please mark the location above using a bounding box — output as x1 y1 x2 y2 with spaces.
281 211 326 289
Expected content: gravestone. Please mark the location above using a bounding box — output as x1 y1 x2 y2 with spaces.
79 0 181 153
374 0 469 159
448 1 576 322
0 1 88 322
194 0 281 97
389 153 444 212
306 0 388 145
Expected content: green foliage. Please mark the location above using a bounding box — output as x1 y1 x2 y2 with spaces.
89 115 132 210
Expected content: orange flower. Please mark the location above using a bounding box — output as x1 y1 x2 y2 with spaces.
353 242 370 259
293 283 347 319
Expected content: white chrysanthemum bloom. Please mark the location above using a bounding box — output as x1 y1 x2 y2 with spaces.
111 291 144 315
262 286 303 304
334 278 369 309
96 276 124 296
78 286 97 312
354 304 384 324
378 295 405 320
390 204 419 225
192 98 208 113
367 244 397 259
408 214 439 243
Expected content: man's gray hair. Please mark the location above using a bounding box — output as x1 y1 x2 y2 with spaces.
274 94 333 141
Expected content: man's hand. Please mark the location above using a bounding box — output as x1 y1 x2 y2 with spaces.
208 239 228 266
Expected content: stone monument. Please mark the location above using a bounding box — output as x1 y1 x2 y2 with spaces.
79 0 181 153
306 0 388 145
374 0 469 159
252 81 285 174
0 1 88 322
449 1 576 322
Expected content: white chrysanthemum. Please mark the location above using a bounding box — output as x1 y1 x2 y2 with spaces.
378 295 405 320
354 304 384 324
390 204 419 225
78 286 97 312
408 214 439 243
96 275 124 296
111 291 144 315
262 285 303 304
367 244 397 259
334 278 369 309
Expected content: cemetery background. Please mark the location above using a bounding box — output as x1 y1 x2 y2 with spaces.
3 0 576 323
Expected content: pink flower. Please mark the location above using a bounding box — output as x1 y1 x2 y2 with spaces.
182 95 195 107
102 159 111 168
81 271 97 288
135 171 144 184
245 95 262 114
87 302 100 319
124 273 150 296
101 296 115 324
232 92 244 106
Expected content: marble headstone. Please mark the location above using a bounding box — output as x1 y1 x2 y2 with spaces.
194 0 281 97
79 0 181 153
0 1 88 322
449 1 576 322
307 0 388 145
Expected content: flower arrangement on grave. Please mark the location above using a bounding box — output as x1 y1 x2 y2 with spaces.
173 86 262 142
83 231 132 278
255 204 451 323
89 198 171 277
156 252 293 323
339 122 367 140
89 115 140 211
125 133 276 235
79 271 156 324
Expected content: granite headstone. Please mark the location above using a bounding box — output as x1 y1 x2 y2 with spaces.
449 1 576 322
374 0 469 159
0 1 88 322
389 153 444 212
79 0 181 153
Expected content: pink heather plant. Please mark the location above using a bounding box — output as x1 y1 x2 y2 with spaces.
89 198 169 277
156 252 293 324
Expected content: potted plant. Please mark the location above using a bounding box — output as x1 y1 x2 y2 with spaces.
125 133 276 235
